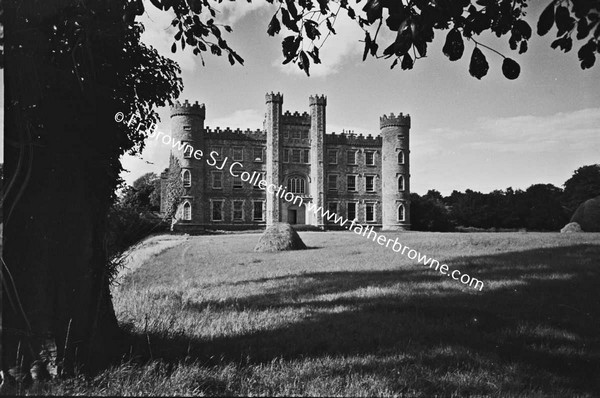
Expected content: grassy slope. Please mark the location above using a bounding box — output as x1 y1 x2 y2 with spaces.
54 232 600 396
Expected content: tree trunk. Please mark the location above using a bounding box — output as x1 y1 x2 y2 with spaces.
2 0 123 377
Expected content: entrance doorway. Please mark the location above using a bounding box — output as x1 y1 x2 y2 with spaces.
288 209 297 224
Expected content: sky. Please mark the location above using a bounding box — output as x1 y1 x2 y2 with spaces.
2 2 599 196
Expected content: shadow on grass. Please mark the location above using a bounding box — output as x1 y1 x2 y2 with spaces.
124 243 600 395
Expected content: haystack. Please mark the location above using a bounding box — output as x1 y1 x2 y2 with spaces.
254 222 307 252
570 196 600 232
560 222 582 233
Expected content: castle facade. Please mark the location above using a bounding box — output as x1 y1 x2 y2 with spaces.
160 93 411 231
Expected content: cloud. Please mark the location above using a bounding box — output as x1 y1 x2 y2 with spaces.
276 6 364 77
214 1 274 26
207 109 265 130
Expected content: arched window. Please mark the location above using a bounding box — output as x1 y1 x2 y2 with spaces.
398 151 404 164
398 204 405 222
182 201 191 220
398 175 405 191
287 176 306 194
182 169 191 187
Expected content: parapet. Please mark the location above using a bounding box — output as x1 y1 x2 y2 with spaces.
380 113 411 129
325 131 382 147
265 91 283 104
309 94 327 106
171 99 206 118
204 126 265 140
281 110 311 125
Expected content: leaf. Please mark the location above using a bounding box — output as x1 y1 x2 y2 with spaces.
576 18 590 40
363 32 372 61
305 20 321 40
362 0 383 24
442 28 464 61
515 20 532 40
299 50 311 76
228 53 235 65
519 40 528 54
286 0 299 20
326 18 336 34
267 15 281 36
469 47 489 79
390 58 399 69
577 39 596 69
537 2 555 36
197 41 207 51
281 9 299 33
501 58 520 79
149 0 163 11
171 42 176 53
401 53 413 70
551 36 572 52
555 6 574 36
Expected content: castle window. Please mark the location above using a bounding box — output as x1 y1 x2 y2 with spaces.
211 200 224 221
211 146 223 160
365 151 375 165
365 175 375 192
398 151 404 164
232 200 244 221
233 147 243 161
301 130 308 139
283 148 290 163
212 171 222 189
328 202 338 216
253 147 263 162
183 126 192 131
292 130 301 139
233 175 243 189
398 203 405 222
253 201 264 221
328 174 338 191
398 175 405 191
183 142 193 158
182 169 191 187
287 177 306 194
365 202 376 222
302 149 310 163
347 150 357 165
328 150 338 164
347 202 357 220
182 201 191 221
291 149 301 163
253 172 265 190
347 175 357 192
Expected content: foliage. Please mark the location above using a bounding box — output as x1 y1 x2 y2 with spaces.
410 191 453 232
121 172 161 212
163 156 186 223
562 164 600 213
153 0 600 78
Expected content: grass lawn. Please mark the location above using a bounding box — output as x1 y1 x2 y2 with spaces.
53 231 600 396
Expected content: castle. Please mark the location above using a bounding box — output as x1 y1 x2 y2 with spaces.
160 93 411 231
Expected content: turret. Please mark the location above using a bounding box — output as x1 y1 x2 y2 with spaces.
309 94 327 228
380 112 411 230
170 99 206 225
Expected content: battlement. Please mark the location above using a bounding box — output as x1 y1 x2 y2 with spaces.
204 126 265 140
326 131 382 147
171 99 206 118
265 91 283 104
309 94 327 106
281 110 311 125
380 113 411 129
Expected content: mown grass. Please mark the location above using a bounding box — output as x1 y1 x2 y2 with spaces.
49 231 600 396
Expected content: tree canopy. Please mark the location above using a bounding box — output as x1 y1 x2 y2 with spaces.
140 0 600 78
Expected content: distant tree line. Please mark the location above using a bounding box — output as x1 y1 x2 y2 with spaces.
410 164 600 232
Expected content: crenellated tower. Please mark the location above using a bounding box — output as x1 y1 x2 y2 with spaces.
170 99 206 224
265 92 283 225
380 112 411 230
309 94 327 228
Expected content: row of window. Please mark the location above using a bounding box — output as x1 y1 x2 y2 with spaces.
328 174 405 192
327 150 405 165
184 145 265 162
183 170 406 193
180 200 407 223
182 145 406 166
180 200 265 222
327 202 405 223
